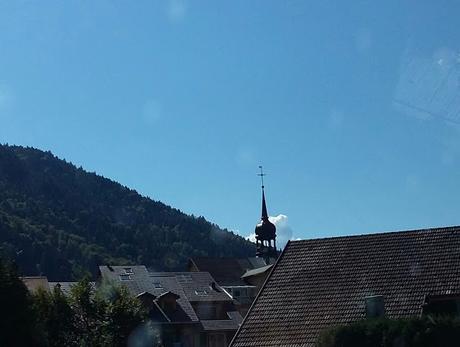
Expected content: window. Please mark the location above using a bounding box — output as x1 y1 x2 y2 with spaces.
124 268 134 274
119 274 131 281
153 282 163 289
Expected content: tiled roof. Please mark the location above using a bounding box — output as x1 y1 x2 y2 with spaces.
201 310 243 331
99 265 199 323
99 265 152 295
21 276 50 292
190 257 267 286
150 272 232 303
145 274 199 323
201 319 239 331
230 226 460 347
99 266 236 324
48 281 96 295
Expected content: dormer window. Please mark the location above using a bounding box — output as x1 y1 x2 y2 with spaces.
153 282 163 289
161 300 176 312
156 291 180 312
124 268 134 275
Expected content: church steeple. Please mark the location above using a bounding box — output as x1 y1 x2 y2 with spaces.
255 166 277 262
261 189 268 220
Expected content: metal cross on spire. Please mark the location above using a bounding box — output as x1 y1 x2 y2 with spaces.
258 165 266 189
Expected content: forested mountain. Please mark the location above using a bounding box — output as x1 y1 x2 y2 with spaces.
0 144 254 280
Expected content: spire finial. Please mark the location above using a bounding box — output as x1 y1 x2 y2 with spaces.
258 165 266 189
258 166 268 220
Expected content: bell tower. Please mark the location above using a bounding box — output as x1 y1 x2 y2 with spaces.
254 166 277 262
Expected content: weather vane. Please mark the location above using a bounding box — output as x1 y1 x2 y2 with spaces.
257 165 266 189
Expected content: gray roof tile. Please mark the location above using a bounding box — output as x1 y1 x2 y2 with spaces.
230 226 460 347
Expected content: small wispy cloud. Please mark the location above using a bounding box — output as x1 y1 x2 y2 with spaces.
167 0 187 22
246 214 297 250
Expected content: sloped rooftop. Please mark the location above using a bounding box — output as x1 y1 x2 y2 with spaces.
241 264 272 279
21 276 50 293
149 271 232 303
99 266 234 323
99 265 199 322
230 226 460 347
190 257 267 286
48 281 95 295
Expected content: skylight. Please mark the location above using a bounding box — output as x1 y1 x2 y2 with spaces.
119 274 132 281
178 274 193 282
195 289 208 296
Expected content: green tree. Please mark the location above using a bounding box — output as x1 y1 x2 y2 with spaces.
33 285 76 347
316 317 460 347
69 277 147 346
99 283 147 347
70 278 107 346
0 259 40 347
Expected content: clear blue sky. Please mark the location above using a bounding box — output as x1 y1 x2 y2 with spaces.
1 1 460 245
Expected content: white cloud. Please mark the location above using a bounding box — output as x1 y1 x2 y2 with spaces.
167 0 187 22
246 214 297 250
247 232 256 243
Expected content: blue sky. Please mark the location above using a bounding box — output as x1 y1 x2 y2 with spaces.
1 1 460 246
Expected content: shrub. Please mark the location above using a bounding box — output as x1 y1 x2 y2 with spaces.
316 316 460 347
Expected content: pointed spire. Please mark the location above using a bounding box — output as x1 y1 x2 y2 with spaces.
261 188 269 220
255 165 278 262
258 166 269 220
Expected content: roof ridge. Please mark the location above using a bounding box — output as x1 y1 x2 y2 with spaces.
291 225 460 243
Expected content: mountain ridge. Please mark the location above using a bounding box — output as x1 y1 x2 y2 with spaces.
0 144 254 280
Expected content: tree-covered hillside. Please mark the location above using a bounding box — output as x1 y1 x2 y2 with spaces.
0 144 254 280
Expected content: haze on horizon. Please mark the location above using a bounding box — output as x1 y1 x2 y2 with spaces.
1 1 460 243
